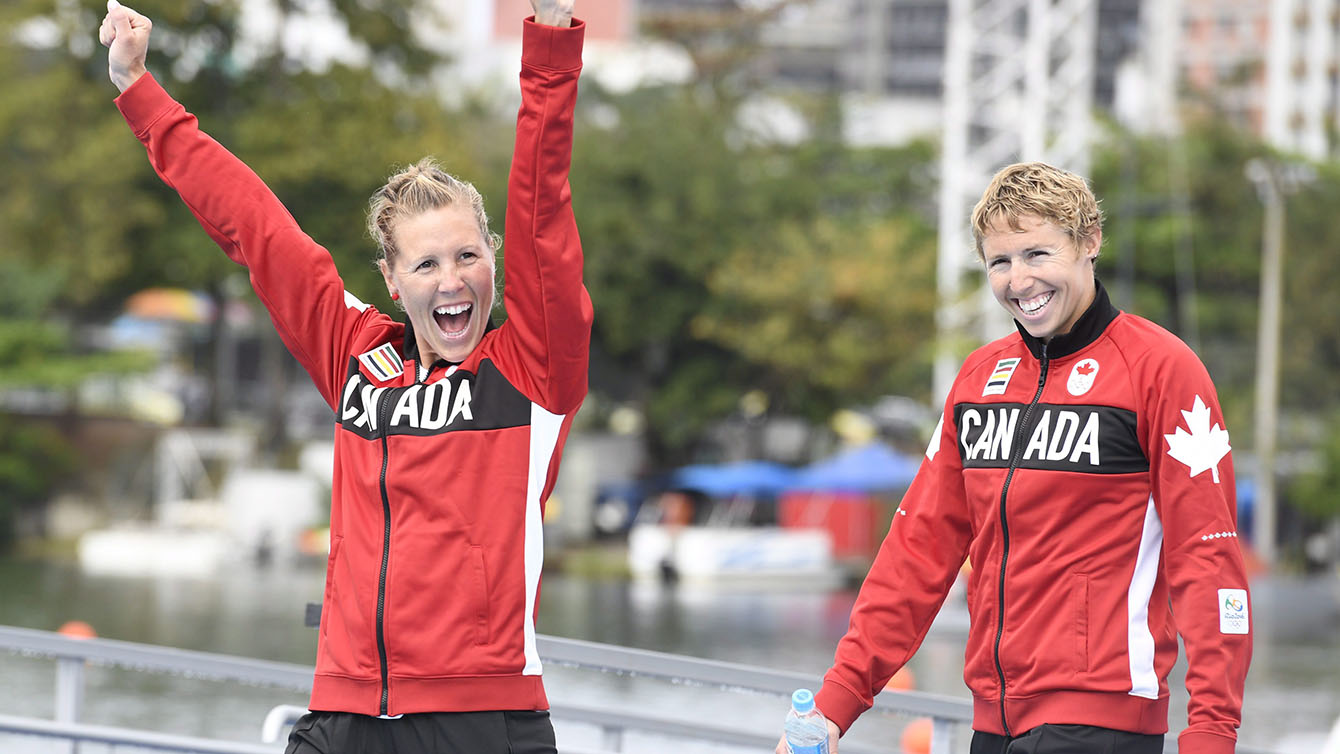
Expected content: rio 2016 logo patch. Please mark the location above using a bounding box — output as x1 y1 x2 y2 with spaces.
1067 358 1099 396
1217 588 1249 634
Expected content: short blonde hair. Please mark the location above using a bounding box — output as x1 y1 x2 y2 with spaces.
367 157 500 264
970 161 1103 260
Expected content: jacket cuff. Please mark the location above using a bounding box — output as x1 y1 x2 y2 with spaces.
521 17 585 71
113 72 176 136
1177 730 1238 754
814 678 867 735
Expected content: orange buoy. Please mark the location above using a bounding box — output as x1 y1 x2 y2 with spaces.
900 717 933 754
884 666 916 692
57 620 97 640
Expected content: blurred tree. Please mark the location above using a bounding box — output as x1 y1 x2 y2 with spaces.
695 213 936 418
571 78 938 462
1090 114 1340 535
1272 160 1340 416
0 421 76 549
1089 116 1268 431
570 83 770 461
0 262 143 553
1285 413 1340 520
0 0 459 315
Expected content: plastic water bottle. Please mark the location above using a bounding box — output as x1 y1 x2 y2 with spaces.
784 688 830 754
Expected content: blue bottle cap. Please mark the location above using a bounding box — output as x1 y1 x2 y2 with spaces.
791 688 815 713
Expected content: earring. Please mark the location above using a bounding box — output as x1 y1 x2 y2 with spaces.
390 292 400 301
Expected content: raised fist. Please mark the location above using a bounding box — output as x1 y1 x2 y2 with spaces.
530 0 575 28
98 0 152 92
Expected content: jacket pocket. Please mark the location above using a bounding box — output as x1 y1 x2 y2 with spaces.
1072 572 1089 673
386 532 501 674
468 544 491 646
320 535 344 640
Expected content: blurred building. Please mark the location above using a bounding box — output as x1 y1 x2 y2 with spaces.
443 1 1340 153
254 0 1340 156
1180 0 1268 123
624 0 1142 145
598 0 1340 158
754 0 1141 105
1260 0 1340 159
1123 0 1340 159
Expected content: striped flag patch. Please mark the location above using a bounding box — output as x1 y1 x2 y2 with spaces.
358 342 404 382
982 357 1021 396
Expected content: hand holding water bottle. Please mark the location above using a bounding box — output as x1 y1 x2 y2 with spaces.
774 688 839 754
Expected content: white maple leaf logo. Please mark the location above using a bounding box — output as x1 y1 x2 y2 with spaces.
1164 395 1231 483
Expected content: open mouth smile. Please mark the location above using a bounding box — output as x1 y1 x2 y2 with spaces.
433 303 473 338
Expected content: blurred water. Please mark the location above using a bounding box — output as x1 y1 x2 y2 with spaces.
0 555 1335 753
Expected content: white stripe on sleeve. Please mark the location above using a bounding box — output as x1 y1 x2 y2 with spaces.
1127 495 1162 699
344 290 369 312
523 404 565 676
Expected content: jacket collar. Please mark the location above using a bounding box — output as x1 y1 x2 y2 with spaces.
1015 278 1119 360
401 315 497 372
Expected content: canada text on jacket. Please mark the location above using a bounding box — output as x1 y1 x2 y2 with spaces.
338 358 532 439
954 402 1148 474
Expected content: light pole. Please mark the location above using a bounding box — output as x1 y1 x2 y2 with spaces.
1244 158 1313 567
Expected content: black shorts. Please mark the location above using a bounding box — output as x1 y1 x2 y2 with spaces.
970 723 1164 754
284 709 557 754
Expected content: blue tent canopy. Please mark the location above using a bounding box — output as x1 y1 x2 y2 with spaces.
667 443 920 498
669 461 797 498
790 442 919 493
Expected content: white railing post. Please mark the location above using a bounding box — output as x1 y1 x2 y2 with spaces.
600 724 623 751
930 716 955 754
55 656 85 754
54 656 84 723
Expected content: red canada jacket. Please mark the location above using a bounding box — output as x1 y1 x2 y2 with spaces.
816 283 1250 754
117 20 590 717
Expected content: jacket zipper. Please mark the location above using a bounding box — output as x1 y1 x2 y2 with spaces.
993 344 1049 736
376 391 394 716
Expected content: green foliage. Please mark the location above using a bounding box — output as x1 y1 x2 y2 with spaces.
1088 115 1340 436
0 0 455 315
570 83 938 459
696 214 935 413
1285 415 1340 520
0 262 140 550
0 420 76 547
0 319 145 389
1090 116 1340 528
1272 159 1340 409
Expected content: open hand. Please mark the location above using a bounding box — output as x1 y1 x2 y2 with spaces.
98 0 151 92
530 0 575 28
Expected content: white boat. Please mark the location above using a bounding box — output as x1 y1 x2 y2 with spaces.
628 523 843 588
77 520 234 578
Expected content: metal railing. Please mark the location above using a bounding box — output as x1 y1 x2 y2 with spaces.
0 624 965 753
0 625 1275 754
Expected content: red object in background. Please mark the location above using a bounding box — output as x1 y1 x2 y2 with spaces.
58 620 97 640
778 491 881 559
493 0 633 40
884 666 916 692
900 717 933 754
